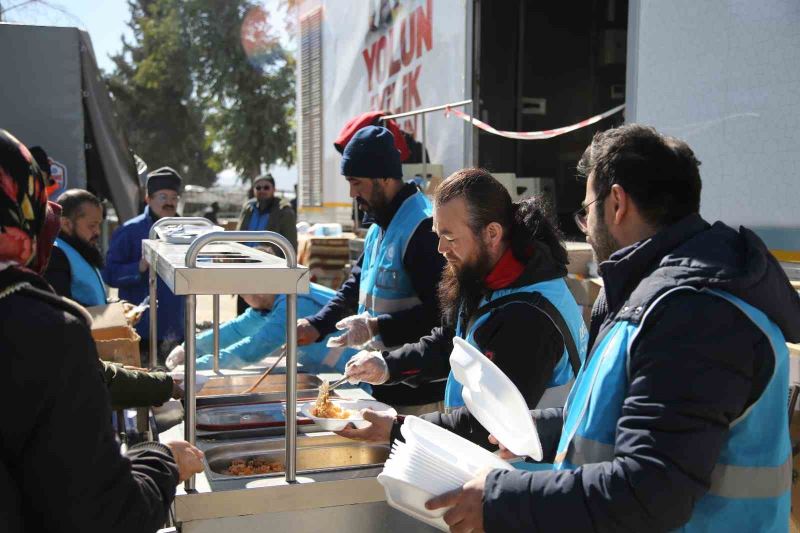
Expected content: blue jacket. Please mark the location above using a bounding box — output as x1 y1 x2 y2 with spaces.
193 283 354 373
480 215 800 532
102 207 185 344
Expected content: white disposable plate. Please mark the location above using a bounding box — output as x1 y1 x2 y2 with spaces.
377 473 449 532
298 399 396 431
449 337 543 460
401 416 514 474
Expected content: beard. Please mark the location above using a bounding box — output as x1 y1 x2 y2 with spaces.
358 183 392 225
437 247 494 328
61 232 104 269
589 214 621 264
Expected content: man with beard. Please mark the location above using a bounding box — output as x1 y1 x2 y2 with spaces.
45 189 107 306
422 124 800 532
341 169 586 441
297 126 446 413
104 167 186 364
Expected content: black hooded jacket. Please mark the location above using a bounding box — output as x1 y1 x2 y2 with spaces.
481 215 800 532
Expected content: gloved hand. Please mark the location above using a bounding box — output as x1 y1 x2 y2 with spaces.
165 344 186 370
326 312 378 349
345 350 390 385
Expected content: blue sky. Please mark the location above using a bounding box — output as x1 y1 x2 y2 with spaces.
4 0 297 188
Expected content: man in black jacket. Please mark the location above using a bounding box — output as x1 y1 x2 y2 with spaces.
425 125 800 532
45 188 107 306
296 126 447 411
342 168 586 421
0 130 205 532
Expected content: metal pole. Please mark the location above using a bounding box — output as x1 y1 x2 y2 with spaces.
148 217 214 367
185 231 299 483
382 99 472 121
183 294 197 491
421 114 427 184
212 295 220 373
148 255 158 368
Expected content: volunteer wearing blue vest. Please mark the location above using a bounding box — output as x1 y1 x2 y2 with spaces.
423 124 800 533
165 282 355 373
344 168 586 411
104 167 186 364
45 189 107 306
340 169 587 450
296 126 447 413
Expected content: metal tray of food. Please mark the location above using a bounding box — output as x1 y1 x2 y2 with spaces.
196 401 314 431
203 434 390 481
196 373 325 407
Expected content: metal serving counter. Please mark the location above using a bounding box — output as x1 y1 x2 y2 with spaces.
144 221 436 532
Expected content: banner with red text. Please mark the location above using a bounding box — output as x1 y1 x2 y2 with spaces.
316 0 467 206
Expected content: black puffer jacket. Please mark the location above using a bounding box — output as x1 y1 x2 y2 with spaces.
481 215 800 532
0 266 179 533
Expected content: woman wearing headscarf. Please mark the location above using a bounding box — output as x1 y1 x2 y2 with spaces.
0 129 203 532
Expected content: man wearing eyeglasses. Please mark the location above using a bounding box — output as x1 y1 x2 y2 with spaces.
235 174 297 314
103 167 186 364
425 124 800 532
237 173 297 250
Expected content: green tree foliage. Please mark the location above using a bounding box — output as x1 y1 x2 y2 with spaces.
107 0 294 186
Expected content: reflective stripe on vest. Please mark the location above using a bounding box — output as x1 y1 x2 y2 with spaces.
358 191 431 346
444 278 588 409
554 287 791 531
54 237 107 306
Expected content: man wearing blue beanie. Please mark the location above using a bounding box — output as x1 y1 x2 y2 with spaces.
297 125 447 413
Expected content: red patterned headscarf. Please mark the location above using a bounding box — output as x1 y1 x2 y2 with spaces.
0 130 49 268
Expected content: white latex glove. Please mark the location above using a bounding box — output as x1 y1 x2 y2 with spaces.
165 344 186 370
326 312 378 349
344 350 390 385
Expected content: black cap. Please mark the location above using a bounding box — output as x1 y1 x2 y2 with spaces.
147 166 182 195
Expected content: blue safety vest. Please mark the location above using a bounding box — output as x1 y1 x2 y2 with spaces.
358 190 431 348
554 287 791 532
444 278 588 410
54 237 107 306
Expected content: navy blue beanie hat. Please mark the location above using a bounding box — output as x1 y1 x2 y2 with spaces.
340 126 402 179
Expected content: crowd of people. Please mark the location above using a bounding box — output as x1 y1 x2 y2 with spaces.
1 115 798 532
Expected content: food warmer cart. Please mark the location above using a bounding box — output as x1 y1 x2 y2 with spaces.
143 218 436 532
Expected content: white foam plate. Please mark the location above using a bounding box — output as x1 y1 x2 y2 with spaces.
377 473 449 532
298 399 396 431
401 415 515 473
449 337 543 460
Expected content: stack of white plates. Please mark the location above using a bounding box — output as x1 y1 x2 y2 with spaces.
377 416 512 531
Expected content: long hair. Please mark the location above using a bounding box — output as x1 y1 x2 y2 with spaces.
434 168 567 266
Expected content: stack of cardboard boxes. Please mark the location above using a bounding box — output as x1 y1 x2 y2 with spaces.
297 233 354 290
564 242 603 326
86 302 141 367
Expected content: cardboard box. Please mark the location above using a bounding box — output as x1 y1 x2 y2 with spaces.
566 242 595 276
565 275 604 307
85 302 141 366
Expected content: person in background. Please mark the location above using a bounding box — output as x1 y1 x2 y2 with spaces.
165 282 355 373
296 126 447 414
103 166 186 364
235 173 297 313
427 124 800 532
29 145 60 197
45 188 106 306
0 129 204 532
202 201 219 225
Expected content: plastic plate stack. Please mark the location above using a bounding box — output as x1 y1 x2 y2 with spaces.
377 337 544 529
377 416 513 531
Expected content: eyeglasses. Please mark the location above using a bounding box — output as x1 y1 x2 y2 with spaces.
573 196 604 234
153 193 180 203
255 185 273 191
